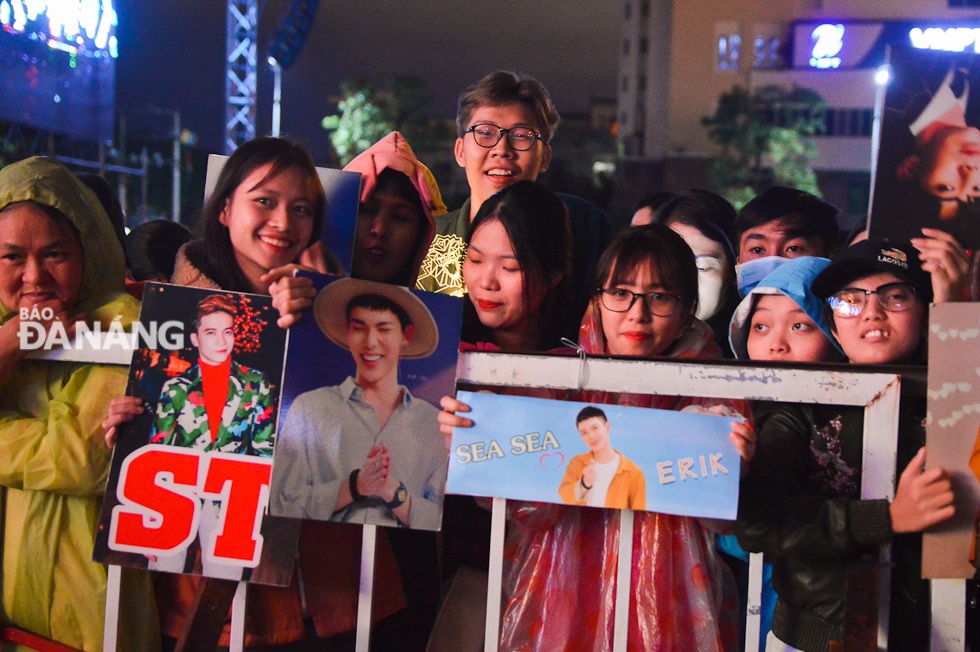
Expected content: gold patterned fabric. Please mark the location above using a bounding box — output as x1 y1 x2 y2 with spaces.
416 232 468 297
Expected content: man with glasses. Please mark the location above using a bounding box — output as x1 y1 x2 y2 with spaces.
416 71 613 335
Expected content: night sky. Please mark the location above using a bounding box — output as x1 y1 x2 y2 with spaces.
115 0 622 164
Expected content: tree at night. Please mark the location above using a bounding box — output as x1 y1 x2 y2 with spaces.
702 85 826 209
322 75 430 165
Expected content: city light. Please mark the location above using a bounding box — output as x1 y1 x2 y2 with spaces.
909 26 980 53
809 24 843 69
46 38 77 55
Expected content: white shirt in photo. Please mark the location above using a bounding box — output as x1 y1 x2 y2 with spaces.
586 454 621 508
910 67 969 137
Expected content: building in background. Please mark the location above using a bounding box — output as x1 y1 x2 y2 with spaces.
618 0 980 219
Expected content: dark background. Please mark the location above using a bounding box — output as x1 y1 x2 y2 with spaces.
115 0 621 162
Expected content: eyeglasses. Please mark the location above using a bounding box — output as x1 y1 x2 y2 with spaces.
464 123 543 151
598 288 681 317
828 282 918 318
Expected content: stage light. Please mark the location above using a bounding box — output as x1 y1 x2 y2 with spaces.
1 0 116 55
875 66 890 85
12 0 26 31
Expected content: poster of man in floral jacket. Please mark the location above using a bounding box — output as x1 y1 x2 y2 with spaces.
150 293 276 456
94 284 298 586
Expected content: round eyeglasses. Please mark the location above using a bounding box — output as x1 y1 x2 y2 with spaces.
827 282 917 318
598 288 681 317
465 123 543 151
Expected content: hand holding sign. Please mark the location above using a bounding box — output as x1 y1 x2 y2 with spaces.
102 396 145 449
265 265 319 329
439 395 473 455
890 446 955 533
729 420 757 475
911 228 970 304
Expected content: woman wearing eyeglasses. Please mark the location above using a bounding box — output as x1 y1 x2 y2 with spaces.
442 224 755 651
737 240 957 652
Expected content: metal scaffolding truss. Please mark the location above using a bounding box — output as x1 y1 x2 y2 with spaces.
225 0 257 154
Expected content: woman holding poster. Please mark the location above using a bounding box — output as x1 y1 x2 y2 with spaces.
442 224 755 651
0 157 159 651
106 137 408 649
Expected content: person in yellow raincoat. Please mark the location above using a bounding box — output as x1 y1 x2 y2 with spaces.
0 157 159 651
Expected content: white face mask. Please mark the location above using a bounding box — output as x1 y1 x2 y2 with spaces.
735 256 788 298
668 222 733 322
695 254 727 321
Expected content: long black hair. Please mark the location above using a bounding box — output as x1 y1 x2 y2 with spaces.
185 137 327 292
461 181 573 349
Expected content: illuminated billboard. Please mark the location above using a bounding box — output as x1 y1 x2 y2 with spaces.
792 20 980 71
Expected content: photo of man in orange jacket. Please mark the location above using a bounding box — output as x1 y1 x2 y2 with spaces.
558 406 646 510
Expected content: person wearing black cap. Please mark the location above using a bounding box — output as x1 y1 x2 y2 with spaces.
737 240 957 651
812 240 933 365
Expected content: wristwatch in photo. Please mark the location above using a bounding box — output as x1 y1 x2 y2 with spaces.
385 482 409 509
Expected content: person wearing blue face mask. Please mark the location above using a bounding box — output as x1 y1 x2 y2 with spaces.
729 256 843 364
721 256 844 650
733 187 841 299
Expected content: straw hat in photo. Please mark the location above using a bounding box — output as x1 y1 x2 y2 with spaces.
313 277 439 359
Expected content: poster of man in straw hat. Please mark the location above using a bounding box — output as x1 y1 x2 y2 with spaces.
269 275 462 530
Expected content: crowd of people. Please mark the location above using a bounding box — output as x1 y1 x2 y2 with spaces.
1 68 975 652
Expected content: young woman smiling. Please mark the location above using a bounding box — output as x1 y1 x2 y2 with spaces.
106 138 408 650
174 136 340 294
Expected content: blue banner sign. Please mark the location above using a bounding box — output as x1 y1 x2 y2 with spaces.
447 392 741 519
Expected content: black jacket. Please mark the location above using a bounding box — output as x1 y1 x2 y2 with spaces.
735 401 929 652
